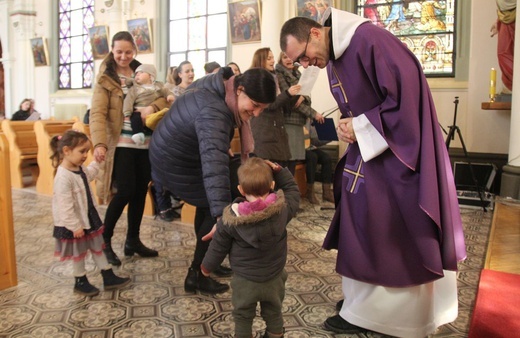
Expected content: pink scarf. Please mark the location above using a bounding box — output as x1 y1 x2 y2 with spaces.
224 76 254 163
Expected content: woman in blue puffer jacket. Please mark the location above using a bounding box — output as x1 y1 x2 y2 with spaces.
149 67 276 294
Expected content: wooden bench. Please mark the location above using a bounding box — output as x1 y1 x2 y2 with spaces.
34 120 76 195
0 133 18 290
1 120 39 188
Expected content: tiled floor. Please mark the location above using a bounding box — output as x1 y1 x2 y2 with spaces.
0 186 492 338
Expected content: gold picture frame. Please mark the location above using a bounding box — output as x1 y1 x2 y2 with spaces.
30 37 49 67
296 0 337 23
127 18 153 54
228 0 262 44
88 25 110 60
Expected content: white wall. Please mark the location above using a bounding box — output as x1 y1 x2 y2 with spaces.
465 0 511 154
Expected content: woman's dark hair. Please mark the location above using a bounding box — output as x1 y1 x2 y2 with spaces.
227 62 242 74
19 98 32 110
234 68 276 104
166 66 177 85
173 60 192 85
49 130 90 168
102 31 137 82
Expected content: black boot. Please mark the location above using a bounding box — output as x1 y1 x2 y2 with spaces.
74 275 100 296
184 267 229 294
124 238 158 257
103 242 121 266
101 268 131 290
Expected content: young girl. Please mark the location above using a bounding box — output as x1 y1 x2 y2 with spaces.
50 130 130 296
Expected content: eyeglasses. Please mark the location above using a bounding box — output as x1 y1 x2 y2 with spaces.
295 30 312 64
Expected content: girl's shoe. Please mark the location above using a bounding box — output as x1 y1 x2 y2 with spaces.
74 275 99 296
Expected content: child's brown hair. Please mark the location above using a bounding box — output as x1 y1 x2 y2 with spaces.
237 157 273 197
49 130 90 168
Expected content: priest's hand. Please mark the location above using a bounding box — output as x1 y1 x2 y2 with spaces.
337 118 356 144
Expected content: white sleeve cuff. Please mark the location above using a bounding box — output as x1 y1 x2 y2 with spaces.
352 114 389 162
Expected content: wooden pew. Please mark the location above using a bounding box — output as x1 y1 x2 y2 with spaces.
181 203 196 224
0 133 18 290
34 120 75 195
1 120 39 188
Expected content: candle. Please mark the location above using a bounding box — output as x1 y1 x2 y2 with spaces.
490 68 496 101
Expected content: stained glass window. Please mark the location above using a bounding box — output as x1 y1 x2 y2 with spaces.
357 0 456 77
58 0 94 89
168 0 227 80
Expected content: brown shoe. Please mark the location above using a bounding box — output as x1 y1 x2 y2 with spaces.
322 183 334 203
306 183 320 204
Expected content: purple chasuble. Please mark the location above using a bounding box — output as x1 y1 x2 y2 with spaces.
323 22 466 287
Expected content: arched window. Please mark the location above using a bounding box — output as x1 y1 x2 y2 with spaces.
168 0 227 80
58 0 94 89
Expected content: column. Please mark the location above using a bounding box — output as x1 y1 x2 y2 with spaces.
261 0 285 56
500 0 520 199
10 1 36 112
106 0 125 35
0 0 13 117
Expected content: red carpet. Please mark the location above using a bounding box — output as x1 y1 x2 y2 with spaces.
468 269 520 338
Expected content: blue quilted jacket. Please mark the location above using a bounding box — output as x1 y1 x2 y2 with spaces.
149 69 236 218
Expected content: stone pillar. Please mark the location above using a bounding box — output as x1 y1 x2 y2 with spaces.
500 0 520 199
106 0 125 35
10 1 35 111
261 0 284 56
0 0 13 117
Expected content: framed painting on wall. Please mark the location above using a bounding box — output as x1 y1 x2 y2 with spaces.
30 37 49 67
296 0 336 23
127 18 153 53
88 26 110 59
228 0 262 44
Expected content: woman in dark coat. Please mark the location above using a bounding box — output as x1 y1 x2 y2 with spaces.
149 67 276 294
249 47 301 167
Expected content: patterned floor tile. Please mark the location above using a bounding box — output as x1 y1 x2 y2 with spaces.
0 188 493 337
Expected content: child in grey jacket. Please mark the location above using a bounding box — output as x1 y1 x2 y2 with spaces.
201 157 300 338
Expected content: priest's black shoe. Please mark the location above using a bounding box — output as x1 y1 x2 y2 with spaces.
124 239 158 257
323 315 363 334
103 242 121 266
184 267 229 294
213 265 233 277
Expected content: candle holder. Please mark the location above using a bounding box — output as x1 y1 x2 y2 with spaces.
489 68 496 102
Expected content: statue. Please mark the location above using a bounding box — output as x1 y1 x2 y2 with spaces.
490 0 516 93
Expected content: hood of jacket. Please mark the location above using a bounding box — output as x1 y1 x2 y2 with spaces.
220 190 287 249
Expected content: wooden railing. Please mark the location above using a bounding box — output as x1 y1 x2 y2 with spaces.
1 120 39 188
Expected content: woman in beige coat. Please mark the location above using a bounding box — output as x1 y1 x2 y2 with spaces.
90 31 169 266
